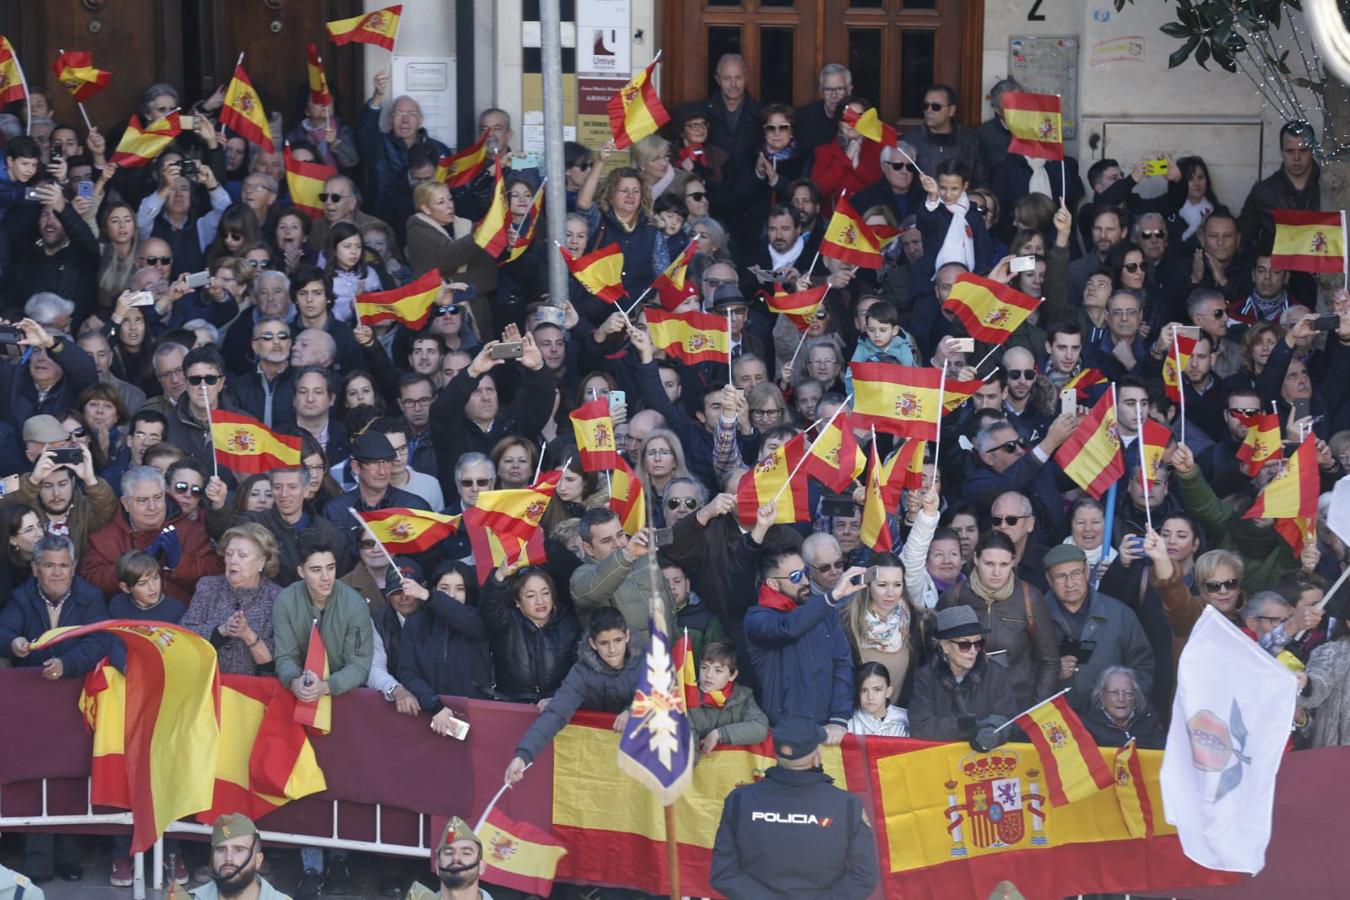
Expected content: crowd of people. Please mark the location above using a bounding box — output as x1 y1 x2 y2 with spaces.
0 46 1347 899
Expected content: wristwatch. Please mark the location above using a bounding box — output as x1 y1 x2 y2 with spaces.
383 684 397 702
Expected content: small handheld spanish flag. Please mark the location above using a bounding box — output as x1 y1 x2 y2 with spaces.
473 163 512 258
858 441 892 553
284 145 336 220
327 4 402 51
560 243 627 303
1235 411 1282 477
1244 436 1319 520
820 196 883 269
1161 329 1198 405
644 308 729 365
608 456 646 535
841 106 897 148
111 112 181 168
880 437 928 506
1271 209 1346 274
767 283 828 332
651 240 699 311
52 50 111 102
293 622 332 735
607 52 670 150
804 413 865 493
942 274 1040 346
570 398 619 472
474 808 568 896
437 131 490 188
672 630 701 709
222 64 274 153
1001 91 1065 161
354 508 460 553
0 37 28 107
210 410 302 475
502 181 545 265
1053 388 1123 500
851 361 944 440
354 269 443 330
1014 692 1113 805
306 44 332 107
736 433 809 526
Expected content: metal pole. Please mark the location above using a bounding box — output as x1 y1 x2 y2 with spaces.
540 0 570 308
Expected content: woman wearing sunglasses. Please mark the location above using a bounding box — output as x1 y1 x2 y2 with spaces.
908 604 1017 741
1145 531 1245 669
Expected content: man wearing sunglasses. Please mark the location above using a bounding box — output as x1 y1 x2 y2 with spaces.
802 533 847 597
965 416 1076 540
162 345 237 479
900 84 986 190
1185 288 1244 380
1199 387 1266 497
852 142 924 224
230 316 297 429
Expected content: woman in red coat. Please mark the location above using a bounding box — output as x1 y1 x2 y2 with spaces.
811 97 884 211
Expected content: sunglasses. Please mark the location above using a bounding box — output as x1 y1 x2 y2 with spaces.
775 568 807 584
435 305 463 316
990 514 1026 527
1005 369 1037 381
142 256 172 266
173 481 204 497
991 440 1025 455
247 258 273 269
1122 262 1144 273
886 162 918 173
358 538 378 550
763 124 791 133
459 478 493 488
924 101 947 112
1139 229 1167 240
187 374 221 386
666 497 699 511
67 426 88 439
812 559 846 573
318 193 348 203
255 331 291 342
1204 578 1239 593
1205 309 1226 319
951 638 984 651
686 191 707 202
573 161 593 171
1228 406 1260 417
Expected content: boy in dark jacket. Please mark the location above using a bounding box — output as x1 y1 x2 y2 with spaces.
688 640 769 755
107 550 185 672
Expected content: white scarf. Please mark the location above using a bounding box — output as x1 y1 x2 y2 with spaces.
1179 198 1213 240
930 192 975 271
768 234 805 272
1027 156 1052 198
650 166 676 200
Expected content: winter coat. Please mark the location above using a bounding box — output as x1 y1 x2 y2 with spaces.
0 337 98 433
569 549 674 647
271 579 373 696
0 576 109 675
81 510 222 604
1045 589 1156 714
479 573 580 702
938 579 1059 709
0 473 118 553
356 105 450 218
397 589 494 711
1300 638 1350 748
687 683 770 747
744 588 855 727
1175 465 1297 592
514 640 642 762
907 654 1017 741
1081 698 1166 749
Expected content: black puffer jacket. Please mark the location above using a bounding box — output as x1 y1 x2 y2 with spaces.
398 589 493 711
480 572 581 703
907 654 1018 742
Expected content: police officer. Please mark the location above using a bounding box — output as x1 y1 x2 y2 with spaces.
405 817 494 900
191 813 290 900
710 716 877 899
0 864 44 900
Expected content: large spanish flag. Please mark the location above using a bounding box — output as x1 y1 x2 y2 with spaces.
52 50 111 102
644 308 730 365
35 622 219 853
1054 387 1122 499
859 441 892 553
570 398 619 471
842 105 898 147
477 807 568 896
284 144 337 220
1002 90 1065 161
943 274 1040 345
211 409 302 474
436 131 490 188
355 268 442 329
327 4 402 50
306 44 332 106
111 112 181 168
1235 411 1283 476
768 283 828 332
608 53 670 150
1162 329 1197 404
609 455 646 535
852 361 944 439
354 507 461 553
804 412 865 493
1271 209 1346 273
821 195 883 268
1245 436 1319 520
1015 692 1114 806
473 162 511 258
0 37 28 106
651 240 699 311
222 64 274 152
561 242 627 303
292 622 332 735
736 433 809 526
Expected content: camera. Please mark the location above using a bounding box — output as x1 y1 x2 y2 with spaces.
179 159 198 180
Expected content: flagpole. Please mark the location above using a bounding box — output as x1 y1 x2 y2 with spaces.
772 393 853 503
1174 328 1187 447
201 385 218 479
1134 398 1153 532
727 310 734 384
473 778 514 833
347 508 403 576
973 342 1002 373
1342 210 1348 292
785 328 810 375
891 144 927 180
993 686 1073 733
929 360 949 476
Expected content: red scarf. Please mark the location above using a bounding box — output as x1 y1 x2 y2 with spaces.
678 144 706 166
701 682 735 708
758 583 797 612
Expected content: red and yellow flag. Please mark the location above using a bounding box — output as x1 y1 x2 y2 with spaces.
943 274 1040 345
111 112 181 168
652 240 699 311
474 162 512 258
842 106 898 147
859 441 892 553
561 242 627 303
35 622 219 853
293 622 332 735
354 508 461 553
672 630 700 709
1015 693 1114 805
852 361 944 439
327 4 402 50
608 54 670 150
1065 367 1109 399
609 455 646 535
1245 436 1319 520
1275 516 1315 556
355 269 442 330
465 512 547 584
477 807 568 896
0 37 28 106
211 409 302 475
1002 91 1065 161
821 196 883 269
436 131 491 188
1137 417 1172 488
736 434 809 526
804 412 865 493
1054 388 1123 499
470 473 560 546
644 308 729 365
503 181 546 265
942 376 983 414
1161 330 1197 404
1115 741 1154 839
306 44 332 106
284 144 337 220
570 398 619 472
52 50 111 102
881 437 928 506
1271 209 1346 274
1235 411 1283 476
767 283 828 332
222 64 274 152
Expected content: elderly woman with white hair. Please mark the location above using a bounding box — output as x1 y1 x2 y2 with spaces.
1081 665 1165 748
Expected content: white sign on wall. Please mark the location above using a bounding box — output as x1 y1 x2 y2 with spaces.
577 0 631 76
390 55 457 147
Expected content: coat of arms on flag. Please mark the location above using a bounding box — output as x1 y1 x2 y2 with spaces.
225 428 256 453
943 750 1047 852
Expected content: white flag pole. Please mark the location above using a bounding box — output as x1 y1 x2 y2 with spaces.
1135 398 1153 532
931 359 949 473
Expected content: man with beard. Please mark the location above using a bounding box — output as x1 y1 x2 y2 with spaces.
405 817 494 900
191 814 288 900
0 438 115 550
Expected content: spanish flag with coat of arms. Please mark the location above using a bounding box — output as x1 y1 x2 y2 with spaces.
221 64 274 152
211 410 302 475
736 433 809 526
1053 387 1123 500
820 195 883 268
570 398 619 472
353 507 461 553
326 5 402 50
607 53 670 150
1002 90 1065 160
851 361 944 440
942 274 1040 346
1271 209 1346 274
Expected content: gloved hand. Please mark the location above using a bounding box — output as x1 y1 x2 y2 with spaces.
148 525 182 569
970 715 1012 752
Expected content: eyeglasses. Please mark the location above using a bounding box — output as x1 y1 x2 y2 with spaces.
686 191 707 202
572 161 593 171
254 331 291 342
1204 309 1226 319
434 305 462 316
812 559 846 573
1049 568 1087 584
1139 229 1166 240
247 258 273 269
391 111 421 120
886 162 918 173
645 448 674 459
951 638 984 651
1204 578 1239 593
1005 369 1036 381
773 568 807 584
991 440 1025 455
458 478 493 488
763 124 791 133
751 407 784 419
173 481 204 497
666 497 699 511
1227 406 1260 417
1108 307 1141 318
187 374 221 386
1105 689 1136 699
1255 615 1292 627
1122 262 1144 273
990 514 1026 527
924 102 947 112
318 193 348 203
141 256 172 266
400 396 433 407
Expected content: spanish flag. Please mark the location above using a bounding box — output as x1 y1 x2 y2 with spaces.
306 44 332 106
607 53 670 150
1161 330 1197 404
354 507 461 553
355 269 442 330
820 195 883 268
327 4 402 50
842 105 897 147
469 476 559 546
859 441 892 553
35 622 220 853
672 630 700 709
1065 367 1109 399
1138 417 1173 488
943 274 1040 345
1275 516 1315 556
1271 209 1346 274
652 240 699 311
644 308 729 365
0 37 27 106
476 807 568 896
609 455 646 535
942 375 984 414
767 283 828 332
1015 692 1114 805
503 181 546 265
52 50 111 102
1054 388 1122 500
222 64 274 152
561 242 627 303
881 437 928 506
464 510 547 584
1245 436 1319 520
852 361 944 440
474 162 512 258
1235 411 1283 477
1114 741 1154 838
736 433 809 526
211 409 302 474
284 144 336 220
436 131 490 188
292 622 332 735
1002 90 1065 161
804 412 865 493
570 398 619 472
111 112 181 168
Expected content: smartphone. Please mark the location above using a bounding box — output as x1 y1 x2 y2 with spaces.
22 186 42 202
1292 397 1312 421
1313 314 1341 331
51 448 83 465
652 526 674 548
608 389 626 414
0 474 20 496
1009 255 1037 274
128 291 157 307
184 270 211 289
443 713 471 741
488 341 524 360
1143 158 1169 177
863 566 881 586
1060 388 1077 416
76 180 95 200
178 115 196 130
951 337 975 354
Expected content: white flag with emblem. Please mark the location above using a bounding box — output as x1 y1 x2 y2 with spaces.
1160 605 1296 873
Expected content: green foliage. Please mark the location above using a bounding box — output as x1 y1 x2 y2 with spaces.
1111 0 1303 72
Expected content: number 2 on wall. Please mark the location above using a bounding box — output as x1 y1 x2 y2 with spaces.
1028 0 1047 21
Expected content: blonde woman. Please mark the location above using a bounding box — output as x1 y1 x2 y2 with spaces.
576 140 670 298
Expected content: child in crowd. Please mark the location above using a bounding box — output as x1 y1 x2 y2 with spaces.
688 640 770 754
108 550 186 672
847 661 910 737
851 300 919 367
